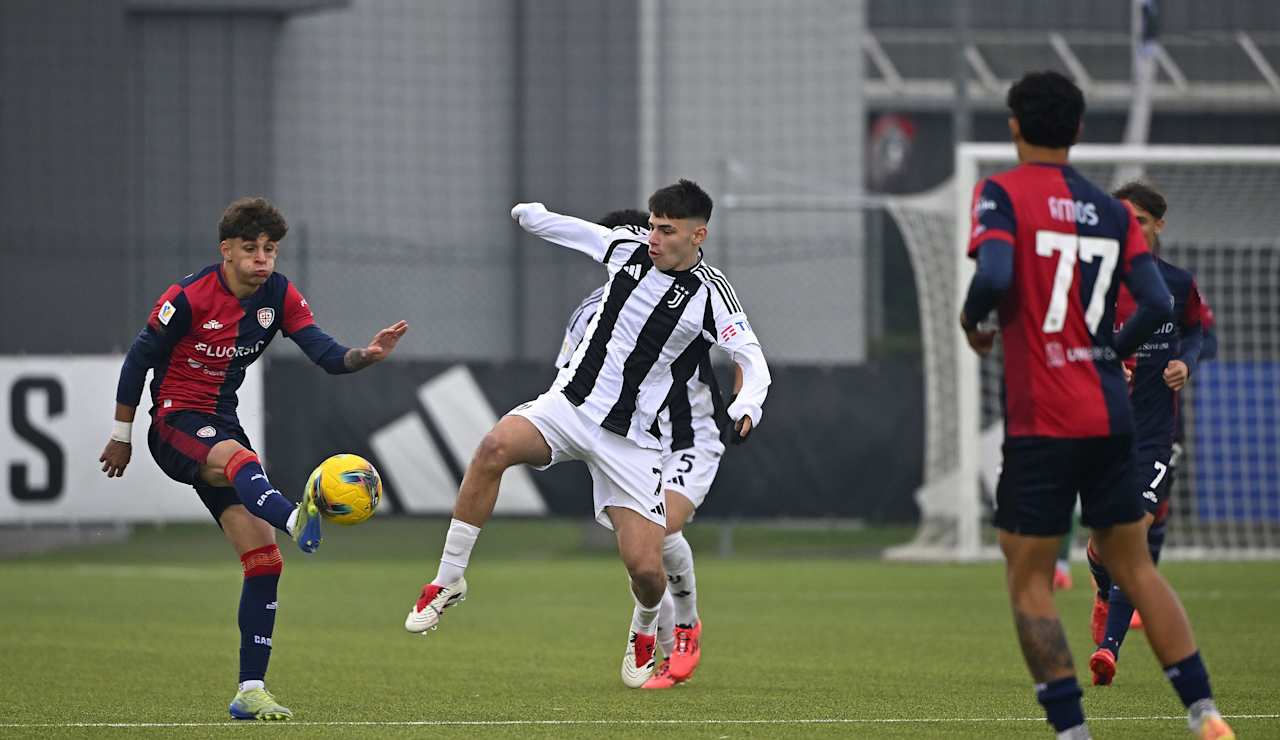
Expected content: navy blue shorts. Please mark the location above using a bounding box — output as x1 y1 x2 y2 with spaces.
1134 444 1175 520
995 435 1146 536
147 410 251 523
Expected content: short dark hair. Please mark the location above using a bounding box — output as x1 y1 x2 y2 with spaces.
648 179 713 222
1112 180 1167 220
1006 71 1085 149
598 208 650 230
219 197 288 242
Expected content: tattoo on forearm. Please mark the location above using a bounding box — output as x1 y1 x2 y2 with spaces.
344 348 372 372
1013 610 1075 682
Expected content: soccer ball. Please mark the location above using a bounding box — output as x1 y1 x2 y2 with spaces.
306 453 382 526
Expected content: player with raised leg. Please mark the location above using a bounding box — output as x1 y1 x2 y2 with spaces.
959 72 1232 739
1086 181 1205 687
551 208 743 689
405 181 769 689
99 197 408 721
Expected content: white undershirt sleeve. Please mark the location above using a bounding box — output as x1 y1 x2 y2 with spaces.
727 341 770 426
511 202 611 262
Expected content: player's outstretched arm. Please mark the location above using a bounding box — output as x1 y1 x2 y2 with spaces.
345 320 409 371
511 202 611 262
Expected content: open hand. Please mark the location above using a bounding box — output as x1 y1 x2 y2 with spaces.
365 320 408 362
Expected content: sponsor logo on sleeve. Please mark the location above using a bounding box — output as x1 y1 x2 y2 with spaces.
158 301 176 325
720 319 752 343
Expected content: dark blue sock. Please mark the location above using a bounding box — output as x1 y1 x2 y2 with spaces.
227 453 295 532
1086 544 1111 601
1164 651 1213 709
1148 519 1167 565
238 545 283 683
1101 585 1135 656
1036 676 1085 733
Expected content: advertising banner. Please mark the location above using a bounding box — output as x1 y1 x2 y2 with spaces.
0 357 263 523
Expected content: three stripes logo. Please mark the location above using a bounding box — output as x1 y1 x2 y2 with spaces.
622 264 643 281
650 501 665 517
368 366 547 516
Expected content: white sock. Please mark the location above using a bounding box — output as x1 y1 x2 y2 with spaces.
662 532 698 626
285 508 298 533
631 591 660 636
1055 724 1091 740
433 518 481 585
656 588 676 655
238 679 264 693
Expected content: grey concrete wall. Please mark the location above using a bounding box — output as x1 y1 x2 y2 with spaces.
272 0 520 361
0 1 132 353
133 12 280 327
656 0 868 363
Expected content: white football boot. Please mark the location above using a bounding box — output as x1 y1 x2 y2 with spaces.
404 577 467 634
620 629 658 688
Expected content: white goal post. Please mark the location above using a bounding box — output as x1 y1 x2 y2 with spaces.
886 143 1280 562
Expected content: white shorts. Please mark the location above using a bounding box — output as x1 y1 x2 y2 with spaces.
661 445 723 515
509 391 665 530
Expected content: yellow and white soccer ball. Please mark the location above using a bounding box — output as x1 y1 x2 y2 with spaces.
306 453 382 526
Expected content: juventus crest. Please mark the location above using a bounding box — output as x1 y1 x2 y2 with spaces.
665 284 691 309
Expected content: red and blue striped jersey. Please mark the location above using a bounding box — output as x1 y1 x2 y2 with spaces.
123 264 317 420
1116 258 1203 447
969 163 1152 438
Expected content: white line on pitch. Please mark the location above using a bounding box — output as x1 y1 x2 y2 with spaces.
1 714 1276 728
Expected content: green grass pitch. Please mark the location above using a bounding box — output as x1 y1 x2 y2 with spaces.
2 519 1277 739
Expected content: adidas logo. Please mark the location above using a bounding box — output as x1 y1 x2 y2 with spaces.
623 264 643 281
650 502 665 516
368 365 547 516
202 319 224 330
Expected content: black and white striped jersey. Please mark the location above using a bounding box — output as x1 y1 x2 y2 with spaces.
555 286 605 369
557 286 727 455
516 203 760 450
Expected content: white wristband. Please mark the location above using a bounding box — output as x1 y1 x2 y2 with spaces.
111 420 132 444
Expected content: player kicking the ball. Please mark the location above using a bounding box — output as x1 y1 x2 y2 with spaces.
405 181 770 690
100 197 407 720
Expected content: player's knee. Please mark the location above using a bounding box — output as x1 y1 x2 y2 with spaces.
623 555 665 593
205 438 247 471
472 431 517 473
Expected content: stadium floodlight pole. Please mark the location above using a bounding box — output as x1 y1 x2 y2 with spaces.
952 143 985 561
638 0 661 205
951 0 972 148
1114 0 1160 187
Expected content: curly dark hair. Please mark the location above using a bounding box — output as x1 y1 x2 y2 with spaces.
1112 180 1167 220
598 208 650 230
1006 71 1085 149
219 197 288 242
648 179 713 222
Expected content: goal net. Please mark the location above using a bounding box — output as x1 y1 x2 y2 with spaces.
886 144 1280 561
